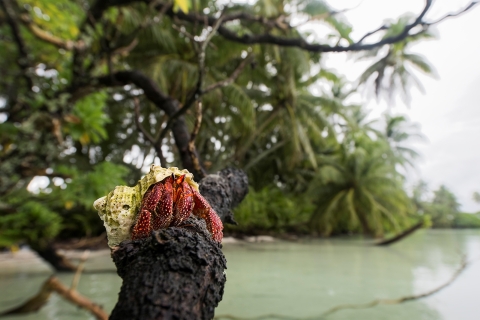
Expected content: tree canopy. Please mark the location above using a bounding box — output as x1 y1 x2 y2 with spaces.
0 0 478 257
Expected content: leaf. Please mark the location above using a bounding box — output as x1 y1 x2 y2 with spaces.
173 0 190 13
64 201 74 210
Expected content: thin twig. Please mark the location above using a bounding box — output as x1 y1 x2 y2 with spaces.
158 14 225 148
356 25 389 44
423 1 479 25
320 253 469 318
134 97 156 144
204 54 254 93
188 101 204 177
189 101 203 145
70 250 90 291
133 97 167 167
214 253 471 320
293 1 364 28
0 276 108 320
172 23 197 41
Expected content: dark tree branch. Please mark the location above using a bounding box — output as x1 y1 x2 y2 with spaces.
423 1 480 26
1 0 33 89
96 70 203 177
209 0 432 52
356 25 389 44
157 14 224 145
151 0 430 51
375 220 423 246
77 0 478 56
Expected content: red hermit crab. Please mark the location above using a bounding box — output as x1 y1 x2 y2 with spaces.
131 173 223 242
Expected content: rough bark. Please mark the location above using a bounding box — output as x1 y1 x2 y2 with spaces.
198 167 249 225
110 220 226 320
109 168 248 320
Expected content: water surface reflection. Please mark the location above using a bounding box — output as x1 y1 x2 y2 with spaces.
0 229 479 320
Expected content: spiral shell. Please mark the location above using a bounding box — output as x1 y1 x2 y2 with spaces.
93 165 198 248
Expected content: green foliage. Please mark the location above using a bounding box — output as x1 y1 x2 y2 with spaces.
473 191 480 204
65 91 110 145
230 187 313 233
410 184 478 229
357 15 435 103
54 162 129 210
308 142 413 237
0 0 446 248
0 201 62 248
452 213 480 229
426 185 460 228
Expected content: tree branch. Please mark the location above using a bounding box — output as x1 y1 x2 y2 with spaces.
133 97 156 145
1 258 108 320
157 14 225 144
188 101 205 178
356 25 389 44
204 54 253 93
423 1 480 26
210 0 433 52
133 97 167 167
214 253 470 320
0 0 33 89
18 14 85 50
96 70 202 176
77 0 478 55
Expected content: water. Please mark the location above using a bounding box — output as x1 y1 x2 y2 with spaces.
1 229 479 320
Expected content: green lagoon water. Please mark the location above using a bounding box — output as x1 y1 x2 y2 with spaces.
1 229 480 319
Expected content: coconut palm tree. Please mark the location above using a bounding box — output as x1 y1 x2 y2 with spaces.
357 15 435 103
383 114 424 170
308 140 412 237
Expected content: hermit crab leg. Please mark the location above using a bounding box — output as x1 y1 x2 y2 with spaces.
132 182 164 240
170 175 194 226
152 175 174 230
192 189 223 242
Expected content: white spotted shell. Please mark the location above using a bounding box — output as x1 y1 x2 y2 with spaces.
93 165 198 248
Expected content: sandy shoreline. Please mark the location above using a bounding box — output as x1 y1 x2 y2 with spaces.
0 236 279 275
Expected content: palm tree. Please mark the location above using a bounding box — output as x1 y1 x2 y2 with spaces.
357 15 435 103
308 141 412 237
428 185 460 227
383 114 425 169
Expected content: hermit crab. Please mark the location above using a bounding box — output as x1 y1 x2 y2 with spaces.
94 165 223 248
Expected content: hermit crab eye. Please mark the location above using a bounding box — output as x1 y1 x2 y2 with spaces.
175 174 186 185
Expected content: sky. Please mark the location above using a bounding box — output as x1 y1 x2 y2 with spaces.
320 0 480 212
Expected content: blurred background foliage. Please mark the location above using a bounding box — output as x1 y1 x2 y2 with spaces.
1 0 479 257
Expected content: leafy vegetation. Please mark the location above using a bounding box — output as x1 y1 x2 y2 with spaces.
411 182 480 229
0 0 476 263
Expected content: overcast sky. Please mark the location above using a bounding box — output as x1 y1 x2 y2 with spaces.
321 0 480 212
